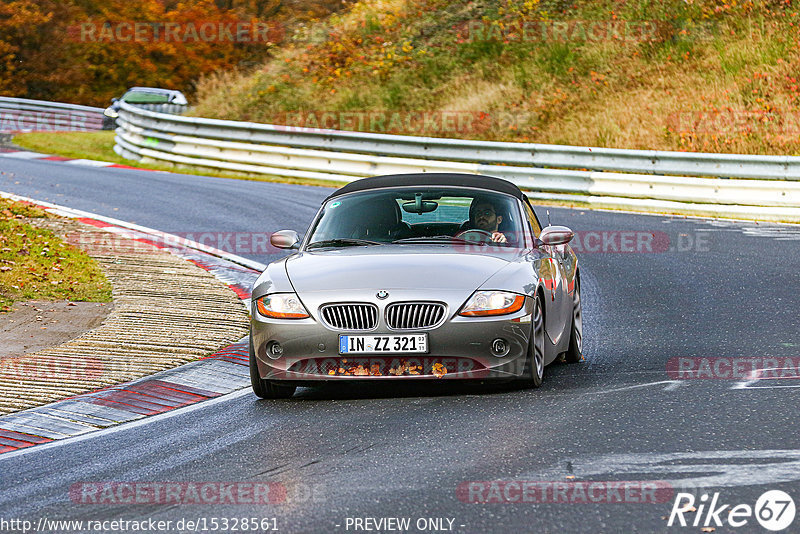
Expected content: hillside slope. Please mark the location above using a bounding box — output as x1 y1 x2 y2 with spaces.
192 0 800 155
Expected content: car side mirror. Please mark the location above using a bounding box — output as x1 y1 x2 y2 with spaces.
111 97 119 103
539 225 574 246
270 230 300 249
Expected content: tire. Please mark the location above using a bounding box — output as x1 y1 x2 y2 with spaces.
563 278 583 364
249 337 296 399
520 295 545 388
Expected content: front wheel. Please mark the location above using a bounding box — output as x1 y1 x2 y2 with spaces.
563 278 583 363
249 337 296 399
520 296 545 388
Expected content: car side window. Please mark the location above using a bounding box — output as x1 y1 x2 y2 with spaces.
524 201 542 238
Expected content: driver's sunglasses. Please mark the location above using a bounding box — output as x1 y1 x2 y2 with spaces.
475 209 496 217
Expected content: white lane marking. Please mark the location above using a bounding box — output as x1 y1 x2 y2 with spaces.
0 388 253 461
588 380 684 394
0 151 49 159
63 158 115 167
539 450 800 489
741 384 800 389
733 381 800 389
732 366 800 389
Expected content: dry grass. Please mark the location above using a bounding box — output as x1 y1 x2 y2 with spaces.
191 69 264 121
187 0 800 155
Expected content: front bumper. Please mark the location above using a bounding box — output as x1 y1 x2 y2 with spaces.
251 298 533 381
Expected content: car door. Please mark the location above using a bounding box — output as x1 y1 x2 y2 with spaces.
524 201 570 345
550 241 572 342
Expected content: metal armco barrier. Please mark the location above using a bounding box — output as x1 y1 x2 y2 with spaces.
113 101 800 222
0 96 106 133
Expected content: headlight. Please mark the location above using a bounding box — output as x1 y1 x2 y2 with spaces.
256 293 309 319
459 291 526 317
103 108 119 118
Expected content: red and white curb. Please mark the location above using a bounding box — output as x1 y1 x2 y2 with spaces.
0 192 269 456
0 342 251 455
0 147 158 172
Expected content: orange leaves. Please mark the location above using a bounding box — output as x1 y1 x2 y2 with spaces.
322 359 449 377
589 71 608 86
328 363 370 376
4 0 280 106
432 363 447 378
0 0 55 95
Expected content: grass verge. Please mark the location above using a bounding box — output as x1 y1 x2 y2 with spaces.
0 198 112 312
10 131 343 189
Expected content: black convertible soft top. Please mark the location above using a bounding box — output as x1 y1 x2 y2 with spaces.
326 173 527 201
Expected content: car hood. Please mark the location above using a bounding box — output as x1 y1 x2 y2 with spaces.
286 245 524 293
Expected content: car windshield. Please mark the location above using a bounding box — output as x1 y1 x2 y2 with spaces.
305 187 528 249
122 91 172 104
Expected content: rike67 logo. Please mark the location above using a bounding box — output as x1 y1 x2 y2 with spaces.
668 490 796 531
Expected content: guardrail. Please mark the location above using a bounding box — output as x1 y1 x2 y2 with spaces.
115 101 800 222
0 96 106 133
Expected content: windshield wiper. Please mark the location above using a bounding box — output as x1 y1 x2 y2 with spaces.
306 238 384 249
391 235 472 244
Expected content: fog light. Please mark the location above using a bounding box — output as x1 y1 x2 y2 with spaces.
266 341 283 359
491 338 509 357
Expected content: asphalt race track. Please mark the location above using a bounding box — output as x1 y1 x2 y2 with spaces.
1 158 799 533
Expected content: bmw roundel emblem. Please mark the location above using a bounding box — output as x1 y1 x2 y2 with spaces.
376 290 389 300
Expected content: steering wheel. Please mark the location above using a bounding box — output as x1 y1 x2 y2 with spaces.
455 228 494 244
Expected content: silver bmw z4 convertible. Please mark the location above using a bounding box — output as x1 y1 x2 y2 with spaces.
249 173 583 398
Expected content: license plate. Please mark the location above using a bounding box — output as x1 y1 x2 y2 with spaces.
339 334 428 354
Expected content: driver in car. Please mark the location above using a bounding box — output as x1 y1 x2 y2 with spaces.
469 199 507 243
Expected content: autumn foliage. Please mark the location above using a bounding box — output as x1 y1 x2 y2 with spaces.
0 0 339 106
